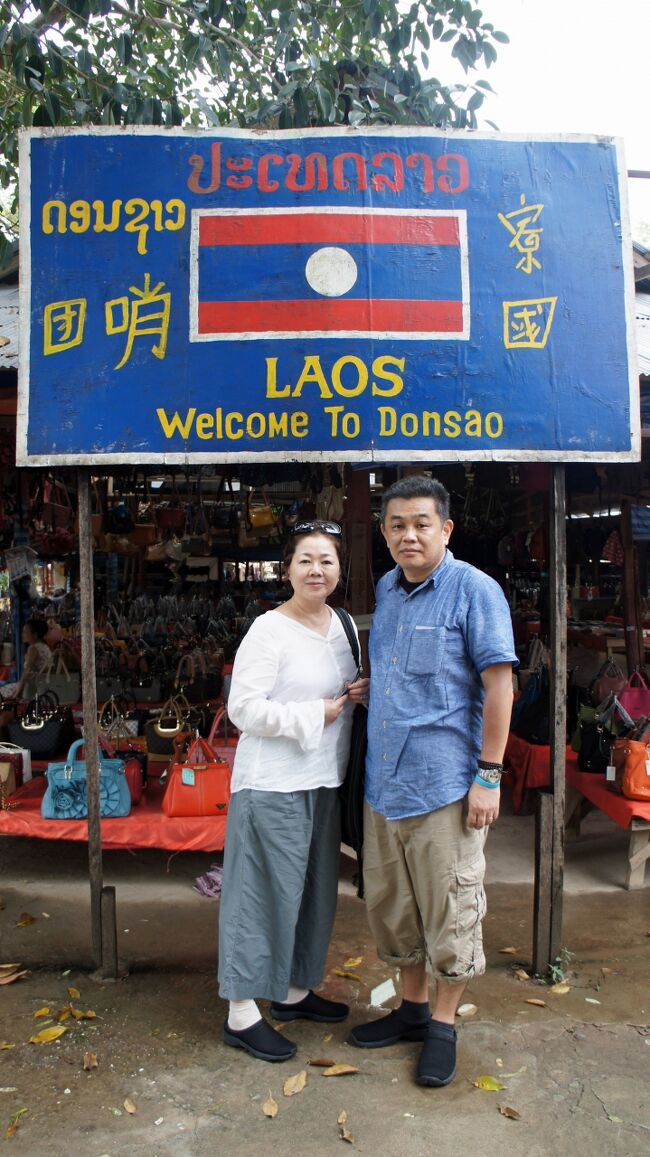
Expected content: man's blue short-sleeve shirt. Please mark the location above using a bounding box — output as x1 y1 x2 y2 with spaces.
366 550 517 821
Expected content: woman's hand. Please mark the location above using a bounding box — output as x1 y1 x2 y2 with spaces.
346 677 370 705
323 693 350 726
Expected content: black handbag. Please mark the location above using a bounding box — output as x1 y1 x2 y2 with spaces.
512 666 550 745
8 695 76 759
332 607 367 898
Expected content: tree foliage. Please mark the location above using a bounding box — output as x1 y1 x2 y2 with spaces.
0 0 508 243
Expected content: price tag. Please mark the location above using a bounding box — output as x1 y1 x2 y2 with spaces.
181 767 195 787
606 765 615 782
645 760 650 777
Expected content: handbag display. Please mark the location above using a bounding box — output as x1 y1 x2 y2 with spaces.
512 665 550 745
44 649 81 705
0 742 31 789
332 607 366 898
8 696 76 759
590 659 626 707
246 488 277 531
130 674 162 704
162 733 231 817
574 696 634 773
41 739 131 820
611 734 650 802
618 669 650 720
144 696 192 755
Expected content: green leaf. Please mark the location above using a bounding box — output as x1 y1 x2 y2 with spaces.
492 31 510 44
117 33 132 66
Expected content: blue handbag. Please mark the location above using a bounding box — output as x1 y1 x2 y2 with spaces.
41 739 131 820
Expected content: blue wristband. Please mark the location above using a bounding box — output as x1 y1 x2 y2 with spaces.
473 774 501 789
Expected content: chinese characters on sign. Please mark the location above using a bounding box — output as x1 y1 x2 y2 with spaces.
498 194 557 351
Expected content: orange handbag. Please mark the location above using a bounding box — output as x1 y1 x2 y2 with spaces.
162 734 231 817
611 737 650 802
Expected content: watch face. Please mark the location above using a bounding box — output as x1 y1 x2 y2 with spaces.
479 767 502 784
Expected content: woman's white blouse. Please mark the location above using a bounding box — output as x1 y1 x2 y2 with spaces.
227 609 359 793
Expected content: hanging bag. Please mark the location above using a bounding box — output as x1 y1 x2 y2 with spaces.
590 658 626 707
162 732 231 817
618 669 650 719
246 488 277 530
8 695 75 759
45 648 81 705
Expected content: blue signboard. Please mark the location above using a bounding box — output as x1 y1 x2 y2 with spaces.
17 127 638 465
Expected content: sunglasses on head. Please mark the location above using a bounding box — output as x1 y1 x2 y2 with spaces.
291 520 342 537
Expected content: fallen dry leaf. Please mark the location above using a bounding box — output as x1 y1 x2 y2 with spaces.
495 1058 504 1068
333 970 364 983
69 1007 96 1021
16 913 35 927
308 1058 336 1067
0 970 30 986
549 980 570 995
32 1007 50 1019
524 998 547 1007
0 964 22 978
323 1033 333 1043
498 947 518 955
29 1025 67 1045
67 986 80 1000
5 1109 28 1140
83 1052 98 1071
600 967 614 977
57 1008 71 1023
340 1126 355 1143
0 1044 16 1051
456 1003 478 1018
342 956 363 969
585 998 601 1005
283 1070 307 1097
123 1098 137 1115
262 1091 278 1119
474 1075 507 1092
498 1104 522 1120
338 1110 348 1125
323 1064 359 1078
514 969 530 982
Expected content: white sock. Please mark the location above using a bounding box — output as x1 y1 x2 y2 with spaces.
281 985 310 1005
228 999 261 1031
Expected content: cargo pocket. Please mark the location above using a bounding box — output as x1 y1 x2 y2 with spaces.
452 858 487 977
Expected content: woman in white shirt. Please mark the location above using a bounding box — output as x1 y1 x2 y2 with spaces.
218 521 369 1063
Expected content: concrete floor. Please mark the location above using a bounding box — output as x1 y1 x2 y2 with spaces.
1 798 649 1155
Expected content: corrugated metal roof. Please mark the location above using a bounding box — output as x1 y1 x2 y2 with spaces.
637 291 650 378
0 284 18 370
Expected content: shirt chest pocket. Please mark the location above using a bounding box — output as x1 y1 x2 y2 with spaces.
405 626 445 679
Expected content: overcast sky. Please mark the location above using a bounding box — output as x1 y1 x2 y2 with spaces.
440 0 650 240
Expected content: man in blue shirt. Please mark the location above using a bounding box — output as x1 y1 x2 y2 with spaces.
349 475 517 1087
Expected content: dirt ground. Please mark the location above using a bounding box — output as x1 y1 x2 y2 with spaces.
1 834 650 1156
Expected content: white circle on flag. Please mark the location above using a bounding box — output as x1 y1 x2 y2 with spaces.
305 247 358 297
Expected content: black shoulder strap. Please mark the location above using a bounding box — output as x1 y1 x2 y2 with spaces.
332 606 361 672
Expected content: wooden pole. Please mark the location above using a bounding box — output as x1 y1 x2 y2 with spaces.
532 464 567 974
620 501 643 671
78 468 116 976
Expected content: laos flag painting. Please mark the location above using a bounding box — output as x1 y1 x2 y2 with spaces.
191 207 469 340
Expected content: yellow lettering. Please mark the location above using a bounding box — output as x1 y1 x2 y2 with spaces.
68 200 90 234
196 413 214 439
464 409 482 437
225 412 244 439
42 200 66 235
444 410 461 438
331 356 367 399
157 407 196 439
92 199 121 233
378 406 397 436
246 412 266 438
269 411 289 436
290 411 309 438
293 356 333 399
422 410 441 437
485 412 504 438
401 413 418 437
124 198 151 256
265 357 291 399
372 355 405 397
165 199 185 231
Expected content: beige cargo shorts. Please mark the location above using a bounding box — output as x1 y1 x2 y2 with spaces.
363 798 488 984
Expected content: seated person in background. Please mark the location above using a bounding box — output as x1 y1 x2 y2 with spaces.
0 619 52 701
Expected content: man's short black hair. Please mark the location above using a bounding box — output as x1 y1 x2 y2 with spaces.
381 474 451 524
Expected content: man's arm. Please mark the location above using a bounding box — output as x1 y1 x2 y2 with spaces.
467 662 514 830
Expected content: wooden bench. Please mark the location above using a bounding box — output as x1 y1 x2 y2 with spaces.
564 766 650 889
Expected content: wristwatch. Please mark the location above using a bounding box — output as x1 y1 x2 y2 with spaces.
476 760 503 785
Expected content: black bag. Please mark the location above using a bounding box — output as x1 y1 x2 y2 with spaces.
8 696 76 760
513 666 550 745
332 608 367 898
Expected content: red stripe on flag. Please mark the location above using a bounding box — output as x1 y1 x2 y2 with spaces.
198 213 459 248
198 299 463 334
